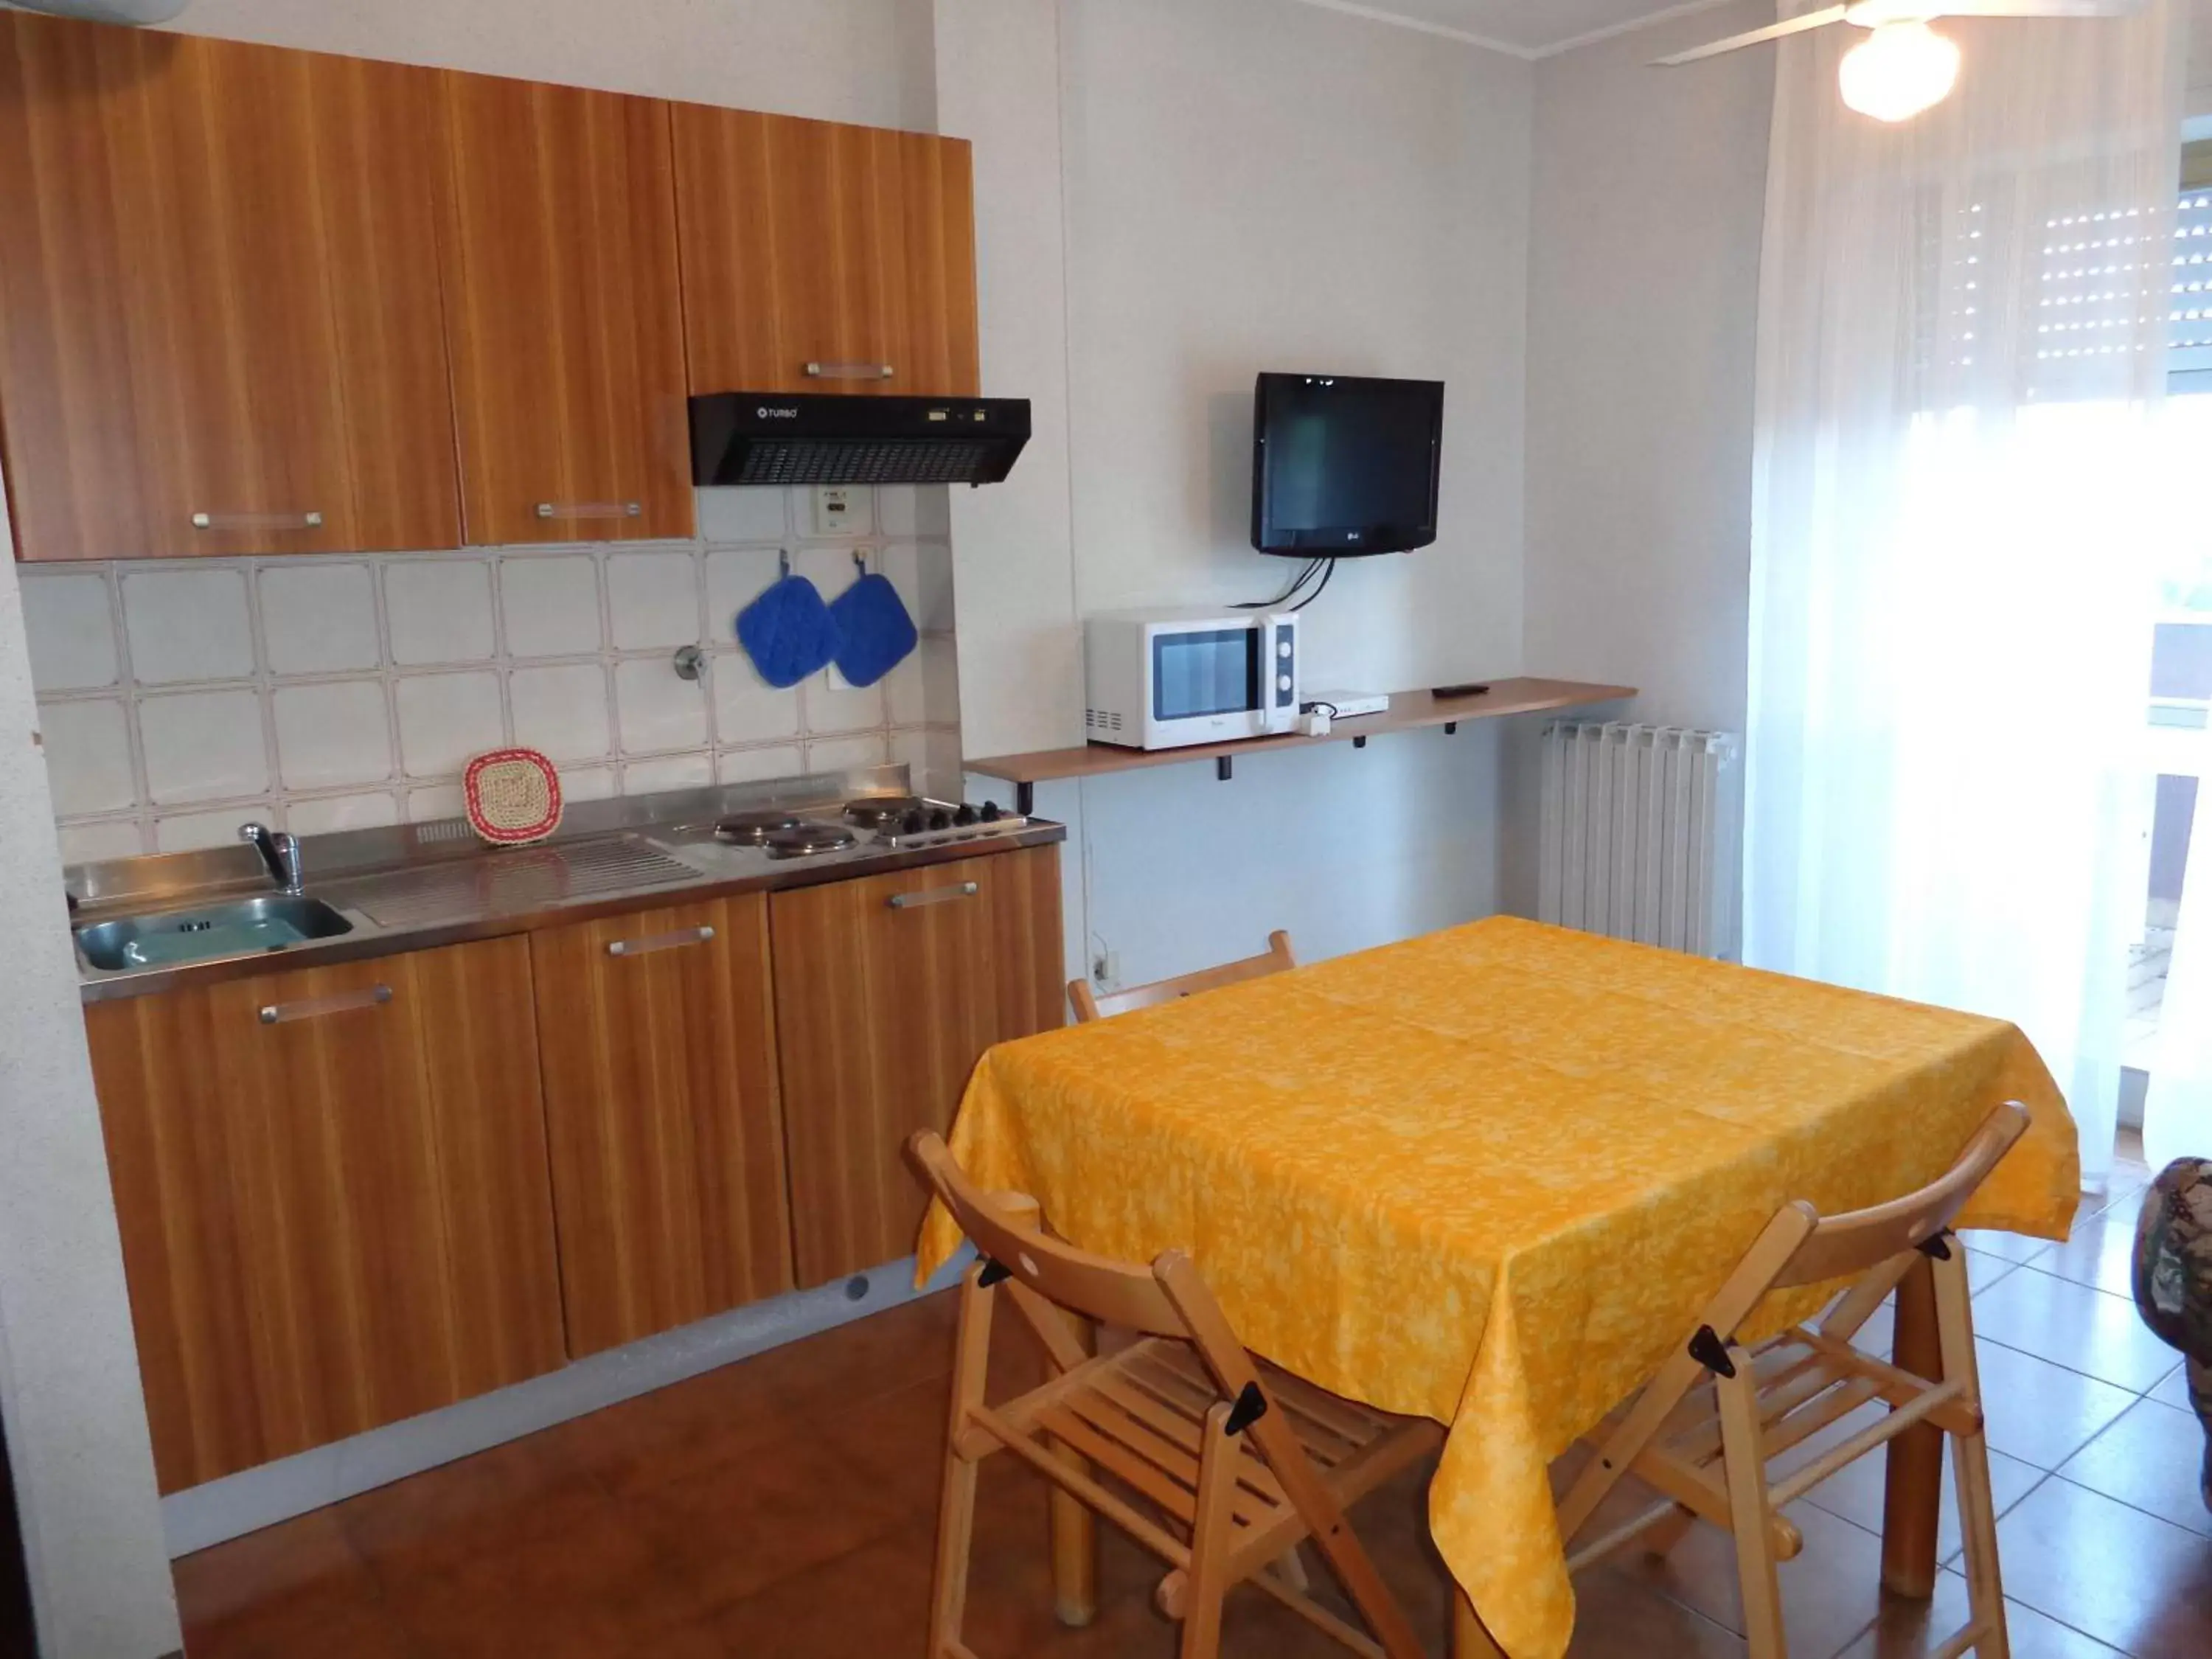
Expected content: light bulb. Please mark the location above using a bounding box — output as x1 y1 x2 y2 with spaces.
1838 21 1961 123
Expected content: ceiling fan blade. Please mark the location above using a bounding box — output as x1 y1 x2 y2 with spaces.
1652 5 1855 66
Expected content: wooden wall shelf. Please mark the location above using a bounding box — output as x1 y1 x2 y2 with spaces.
966 676 1636 811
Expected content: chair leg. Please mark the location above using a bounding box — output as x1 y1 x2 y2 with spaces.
930 1270 995 1658
1933 1249 2011 1659
1715 1348 1790 1659
1179 1402 1239 1659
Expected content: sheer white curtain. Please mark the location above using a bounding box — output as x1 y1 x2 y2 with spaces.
1745 1 2183 1189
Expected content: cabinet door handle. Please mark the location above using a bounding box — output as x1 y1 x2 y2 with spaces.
888 882 978 911
805 361 895 382
260 984 392 1025
606 925 716 958
536 501 642 521
193 509 324 532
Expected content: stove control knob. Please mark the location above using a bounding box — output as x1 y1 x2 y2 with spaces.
900 809 926 835
980 801 1003 821
954 804 979 827
928 808 953 830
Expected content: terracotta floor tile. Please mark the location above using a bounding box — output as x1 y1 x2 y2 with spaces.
1613 1498 1891 1659
335 1429 610 1579
2031 1210 2143 1301
372 1488 695 1659
1962 1228 2051 1266
619 1416 915 1621
1568 1567 1747 1658
175 1508 375 1629
1787 1399 2045 1565
2056 1398 2212 1540
1833 1569 2126 1659
2151 1362 2198 1415
1972 1338 2138 1470
1995 1475 2212 1659
1970 1268 2180 1394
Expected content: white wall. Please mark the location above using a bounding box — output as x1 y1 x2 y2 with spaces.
0 543 179 1652
1523 0 1773 738
1507 2 1773 919
1015 0 1534 988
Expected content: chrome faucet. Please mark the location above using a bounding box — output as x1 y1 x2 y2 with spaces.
239 822 304 896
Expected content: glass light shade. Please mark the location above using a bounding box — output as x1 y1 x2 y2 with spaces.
1838 21 1962 123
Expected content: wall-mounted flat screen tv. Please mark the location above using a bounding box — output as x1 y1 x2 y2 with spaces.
1251 372 1443 557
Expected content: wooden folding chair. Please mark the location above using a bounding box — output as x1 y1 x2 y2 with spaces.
1068 931 1297 1023
1555 1102 2030 1659
905 1130 1441 1659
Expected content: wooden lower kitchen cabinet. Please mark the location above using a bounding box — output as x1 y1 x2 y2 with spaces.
771 845 1064 1287
529 894 793 1357
83 936 565 1493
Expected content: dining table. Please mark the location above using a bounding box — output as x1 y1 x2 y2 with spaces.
915 915 2081 1659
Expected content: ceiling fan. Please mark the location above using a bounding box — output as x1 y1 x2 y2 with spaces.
1655 0 2146 122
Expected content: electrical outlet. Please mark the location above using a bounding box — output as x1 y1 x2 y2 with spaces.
1093 949 1120 989
811 485 869 538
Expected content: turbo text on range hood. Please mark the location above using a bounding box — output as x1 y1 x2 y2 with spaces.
689 392 1032 488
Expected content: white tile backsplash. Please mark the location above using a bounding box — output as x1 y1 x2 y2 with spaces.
499 554 603 658
711 654 802 745
122 567 254 685
25 487 959 852
510 663 612 763
606 550 701 650
621 752 714 794
58 817 148 863
394 671 504 779
385 560 495 667
23 572 118 692
39 698 136 817
614 658 710 754
258 563 380 675
284 790 402 837
271 679 393 792
139 689 268 806
877 485 951 540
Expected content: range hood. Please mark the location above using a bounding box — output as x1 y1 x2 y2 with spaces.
689 392 1032 489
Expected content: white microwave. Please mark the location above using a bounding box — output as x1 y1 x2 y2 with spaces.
1084 607 1301 751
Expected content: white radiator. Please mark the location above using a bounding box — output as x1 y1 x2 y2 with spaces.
1537 723 1742 960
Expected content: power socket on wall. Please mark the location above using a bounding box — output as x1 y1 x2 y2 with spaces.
1092 947 1120 990
811 485 866 538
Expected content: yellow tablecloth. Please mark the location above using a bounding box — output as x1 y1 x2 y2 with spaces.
915 917 2079 1659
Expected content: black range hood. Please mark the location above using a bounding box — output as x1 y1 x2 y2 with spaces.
689 392 1032 488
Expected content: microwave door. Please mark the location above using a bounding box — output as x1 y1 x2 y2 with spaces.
1152 628 1260 725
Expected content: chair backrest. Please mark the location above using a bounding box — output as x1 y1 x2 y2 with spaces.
1770 1102 2032 1290
905 1130 1194 1338
1068 930 1297 1023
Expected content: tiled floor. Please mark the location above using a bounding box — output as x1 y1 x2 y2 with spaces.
174 1161 2212 1659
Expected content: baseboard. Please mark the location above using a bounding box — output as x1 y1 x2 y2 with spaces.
159 1249 972 1557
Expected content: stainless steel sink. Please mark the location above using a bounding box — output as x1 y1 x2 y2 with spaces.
74 894 355 973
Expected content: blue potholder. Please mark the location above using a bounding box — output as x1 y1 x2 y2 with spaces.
735 575 840 689
828 571 919 689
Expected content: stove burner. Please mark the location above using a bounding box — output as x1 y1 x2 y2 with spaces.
842 796 927 830
714 810 804 846
764 821 860 859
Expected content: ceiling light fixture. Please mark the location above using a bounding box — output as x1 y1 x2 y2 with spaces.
1837 19 1964 122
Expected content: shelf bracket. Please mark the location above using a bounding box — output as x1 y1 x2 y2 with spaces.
1015 782 1034 817
1353 736 1367 750
1217 757 1234 782
1444 722 1458 736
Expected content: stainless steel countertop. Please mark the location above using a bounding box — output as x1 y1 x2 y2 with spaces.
69 765 1063 1004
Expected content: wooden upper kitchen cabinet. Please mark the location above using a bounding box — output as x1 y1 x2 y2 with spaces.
0 15 459 560
671 106 980 398
83 937 564 1492
529 894 793 1357
771 845 1063 1287
434 69 694 545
